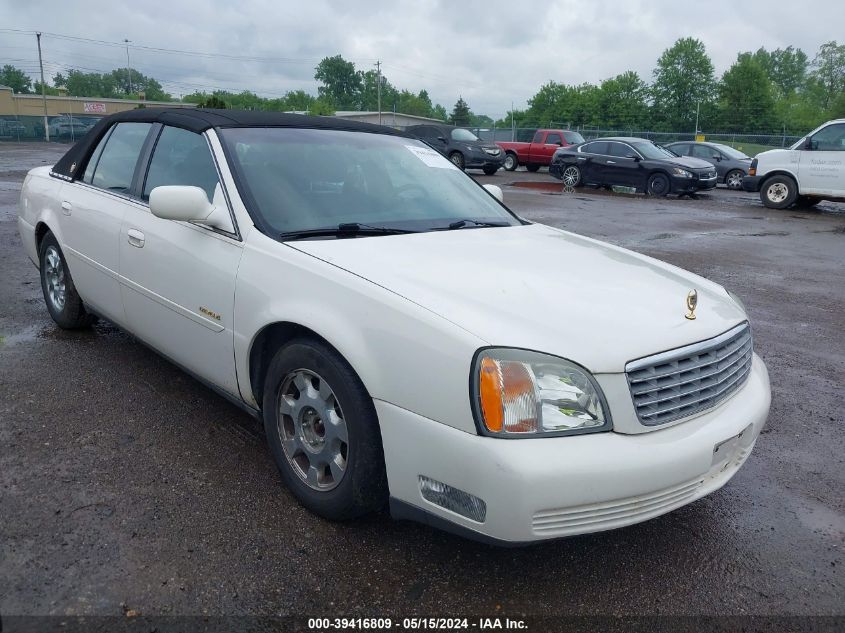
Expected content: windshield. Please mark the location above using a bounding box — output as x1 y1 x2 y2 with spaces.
563 131 585 144
712 143 749 159
450 128 480 142
220 128 520 237
632 141 677 160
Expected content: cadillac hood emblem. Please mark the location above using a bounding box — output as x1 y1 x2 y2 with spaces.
685 289 698 320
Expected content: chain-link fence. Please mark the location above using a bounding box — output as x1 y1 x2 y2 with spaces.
466 126 803 154
0 114 103 143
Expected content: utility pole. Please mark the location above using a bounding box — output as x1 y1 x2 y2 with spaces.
124 39 132 95
375 60 382 125
36 32 49 141
511 100 515 142
694 100 700 137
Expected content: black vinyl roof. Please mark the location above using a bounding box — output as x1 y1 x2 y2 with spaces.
52 108 410 181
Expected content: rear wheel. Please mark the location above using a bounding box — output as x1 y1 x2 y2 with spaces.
561 165 582 187
262 338 387 520
503 153 518 171
725 169 745 190
449 152 465 170
482 165 499 175
39 232 96 329
646 172 670 197
526 164 541 172
760 175 798 209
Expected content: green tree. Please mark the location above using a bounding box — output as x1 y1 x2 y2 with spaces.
432 104 448 121
761 46 809 96
308 99 335 116
449 97 471 125
314 55 362 109
0 64 33 93
596 71 648 129
717 53 776 132
651 37 716 131
810 41 845 109
198 95 227 109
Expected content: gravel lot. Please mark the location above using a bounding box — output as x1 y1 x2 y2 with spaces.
1 144 843 620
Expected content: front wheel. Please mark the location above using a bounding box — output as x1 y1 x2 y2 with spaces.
725 169 745 190
561 165 582 187
39 231 96 329
760 175 798 209
503 153 518 171
482 165 499 175
449 152 465 170
262 338 388 520
647 172 670 197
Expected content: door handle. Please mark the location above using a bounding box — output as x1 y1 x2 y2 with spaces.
606 160 617 164
127 228 145 248
61 201 72 216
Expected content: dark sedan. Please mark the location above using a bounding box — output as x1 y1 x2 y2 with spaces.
666 141 752 189
405 124 505 174
549 137 718 196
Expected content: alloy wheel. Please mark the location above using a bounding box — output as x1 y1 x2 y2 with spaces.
562 166 580 187
727 171 744 189
277 369 348 491
44 246 66 312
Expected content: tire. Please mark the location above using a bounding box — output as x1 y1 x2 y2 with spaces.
760 175 798 209
647 172 671 197
561 165 582 187
39 232 96 329
449 152 465 170
725 169 745 190
482 165 498 175
262 338 388 520
795 195 821 208
503 153 518 171
526 164 541 172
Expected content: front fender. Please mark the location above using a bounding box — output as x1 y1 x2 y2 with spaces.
234 231 487 434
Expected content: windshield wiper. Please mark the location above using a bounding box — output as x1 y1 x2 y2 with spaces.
280 223 419 241
434 219 512 231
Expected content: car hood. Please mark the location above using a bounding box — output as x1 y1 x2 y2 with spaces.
668 156 714 170
290 224 746 373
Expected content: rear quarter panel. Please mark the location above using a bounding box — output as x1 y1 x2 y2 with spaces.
18 167 65 267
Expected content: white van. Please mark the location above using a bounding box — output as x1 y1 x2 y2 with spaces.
743 119 845 208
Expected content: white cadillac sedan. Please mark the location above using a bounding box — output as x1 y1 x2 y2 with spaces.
17 109 770 545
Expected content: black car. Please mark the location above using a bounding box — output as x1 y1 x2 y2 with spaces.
549 137 718 196
665 141 752 189
405 124 505 174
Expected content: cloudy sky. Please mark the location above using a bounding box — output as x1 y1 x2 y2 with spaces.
2 0 843 118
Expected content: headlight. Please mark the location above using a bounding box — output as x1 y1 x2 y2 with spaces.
472 348 611 438
670 167 694 178
727 289 747 313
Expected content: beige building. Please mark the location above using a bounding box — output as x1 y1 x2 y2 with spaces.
0 85 194 118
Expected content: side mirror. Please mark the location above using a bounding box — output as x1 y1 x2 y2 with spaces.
803 138 814 150
483 184 503 202
626 153 640 161
437 136 448 143
150 185 230 229
712 154 721 161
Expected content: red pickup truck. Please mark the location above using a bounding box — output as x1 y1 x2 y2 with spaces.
497 129 585 171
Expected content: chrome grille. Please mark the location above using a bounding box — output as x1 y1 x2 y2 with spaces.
626 323 753 426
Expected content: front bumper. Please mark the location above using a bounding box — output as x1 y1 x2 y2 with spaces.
465 153 505 169
380 353 770 544
742 175 763 192
670 174 717 193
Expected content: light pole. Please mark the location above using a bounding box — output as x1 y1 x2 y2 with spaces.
694 100 700 137
375 60 382 125
36 32 49 141
124 39 132 95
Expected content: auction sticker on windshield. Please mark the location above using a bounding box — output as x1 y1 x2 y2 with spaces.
405 145 459 169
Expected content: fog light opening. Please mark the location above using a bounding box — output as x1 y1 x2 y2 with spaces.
418 476 487 523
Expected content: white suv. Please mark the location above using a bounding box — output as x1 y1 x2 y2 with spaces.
743 119 845 208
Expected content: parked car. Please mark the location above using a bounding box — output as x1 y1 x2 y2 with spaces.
743 119 845 208
497 129 585 172
48 115 97 139
405 123 505 174
18 109 770 545
550 137 718 196
0 118 27 138
666 141 752 189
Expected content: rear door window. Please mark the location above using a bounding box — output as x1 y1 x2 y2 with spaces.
87 122 152 193
692 144 717 159
581 141 608 155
